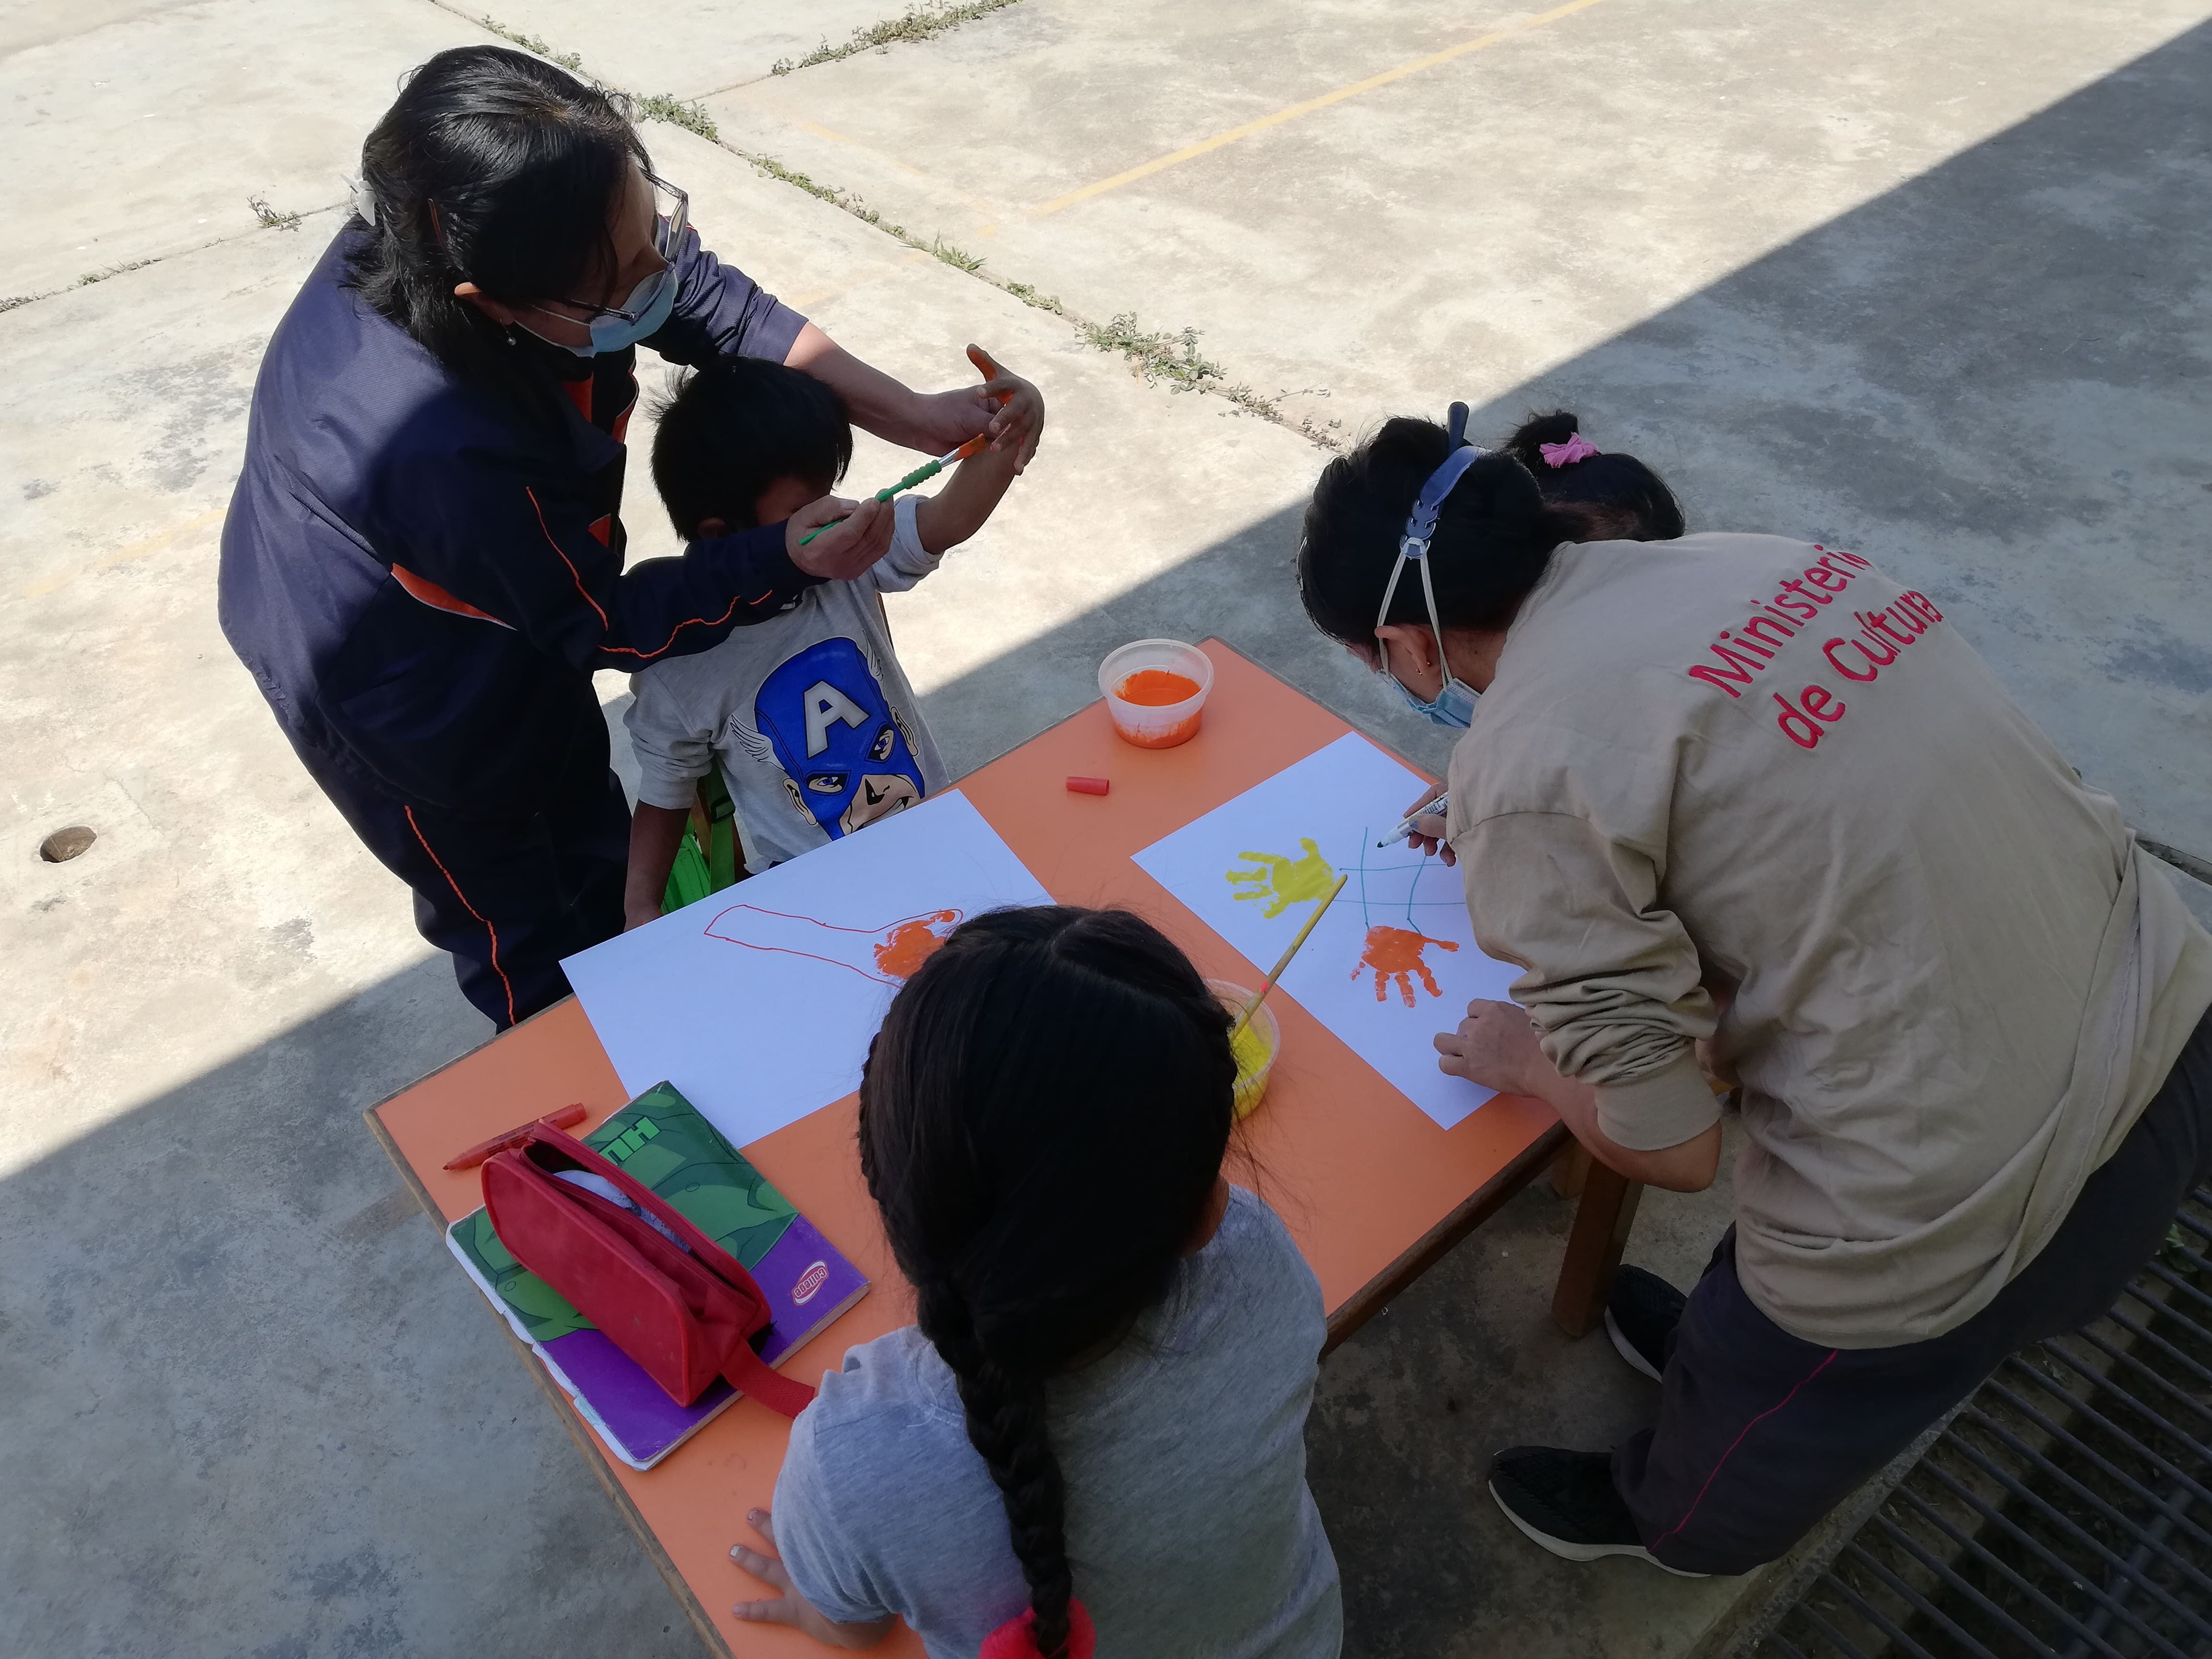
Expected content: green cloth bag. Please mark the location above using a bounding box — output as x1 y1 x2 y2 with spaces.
660 767 742 914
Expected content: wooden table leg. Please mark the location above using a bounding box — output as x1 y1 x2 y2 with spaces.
1549 1140 1591 1200
1551 1157 1642 1337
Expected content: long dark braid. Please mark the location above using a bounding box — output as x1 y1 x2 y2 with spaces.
921 1284 1076 1654
860 908 1235 1658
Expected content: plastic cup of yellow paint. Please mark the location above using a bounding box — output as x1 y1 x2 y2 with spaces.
1099 639 1214 749
1206 977 1280 1120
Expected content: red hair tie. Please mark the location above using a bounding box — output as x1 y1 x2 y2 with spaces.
1539 433 1599 467
979 1601 1097 1659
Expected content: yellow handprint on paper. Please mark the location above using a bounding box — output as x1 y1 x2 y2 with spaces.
1226 840 1338 920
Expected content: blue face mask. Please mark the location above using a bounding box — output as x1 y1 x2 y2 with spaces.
1387 665 1481 728
525 264 676 359
1375 409 1485 730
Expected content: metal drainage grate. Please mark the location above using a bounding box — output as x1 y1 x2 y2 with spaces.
1762 1184 2212 1659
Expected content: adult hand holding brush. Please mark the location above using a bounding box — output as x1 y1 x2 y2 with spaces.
800 347 1042 550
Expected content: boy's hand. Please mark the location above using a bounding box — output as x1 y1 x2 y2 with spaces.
968 344 1043 472
789 495 894 581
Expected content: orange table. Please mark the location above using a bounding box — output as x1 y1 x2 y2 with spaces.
367 639 1637 1656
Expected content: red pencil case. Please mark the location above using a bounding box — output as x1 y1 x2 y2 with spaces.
481 1124 815 1417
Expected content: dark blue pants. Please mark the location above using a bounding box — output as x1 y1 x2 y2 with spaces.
1617 1008 2212 1575
306 754 629 1030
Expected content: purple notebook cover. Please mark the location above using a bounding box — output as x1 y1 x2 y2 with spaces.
451 1214 869 1470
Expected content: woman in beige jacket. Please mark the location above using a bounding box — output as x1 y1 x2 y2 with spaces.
1294 409 2212 1577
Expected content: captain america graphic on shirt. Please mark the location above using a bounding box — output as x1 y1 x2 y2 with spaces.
751 637 927 839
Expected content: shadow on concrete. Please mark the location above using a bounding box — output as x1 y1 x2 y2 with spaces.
0 957 708 1658
6 24 2210 1658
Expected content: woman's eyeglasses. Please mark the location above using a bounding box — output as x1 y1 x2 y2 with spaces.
545 173 690 323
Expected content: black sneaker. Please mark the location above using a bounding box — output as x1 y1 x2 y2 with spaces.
1604 1264 1685 1382
1488 1447 1707 1575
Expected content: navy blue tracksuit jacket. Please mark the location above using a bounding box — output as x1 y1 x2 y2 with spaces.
218 224 824 1023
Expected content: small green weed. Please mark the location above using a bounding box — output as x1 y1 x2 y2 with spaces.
637 93 719 141
75 258 155 288
479 14 582 71
248 195 302 231
1220 383 1282 420
1001 281 1063 314
772 0 1025 73
1078 313 1223 391
930 236 985 272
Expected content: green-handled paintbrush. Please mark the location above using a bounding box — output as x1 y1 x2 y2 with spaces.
795 434 988 545
797 345 1013 546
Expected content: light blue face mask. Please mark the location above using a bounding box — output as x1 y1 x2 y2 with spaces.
521 176 691 358
1375 402 1484 729
526 264 676 358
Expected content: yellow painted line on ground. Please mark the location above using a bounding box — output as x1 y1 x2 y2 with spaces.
1033 0 1613 217
22 505 226 599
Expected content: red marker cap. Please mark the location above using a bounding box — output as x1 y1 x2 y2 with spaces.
1065 776 1110 796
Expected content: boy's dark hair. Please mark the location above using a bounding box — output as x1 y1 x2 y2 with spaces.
858 907 1235 1659
349 47 648 399
650 359 854 538
1501 411 1685 541
1297 415 1581 648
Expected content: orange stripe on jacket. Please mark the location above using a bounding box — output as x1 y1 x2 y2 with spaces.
404 805 517 1027
524 485 765 661
391 564 513 628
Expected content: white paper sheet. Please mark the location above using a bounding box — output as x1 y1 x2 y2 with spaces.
563 791 1053 1150
1131 732 1519 1130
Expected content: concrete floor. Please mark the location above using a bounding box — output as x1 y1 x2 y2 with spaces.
4 0 2209 1653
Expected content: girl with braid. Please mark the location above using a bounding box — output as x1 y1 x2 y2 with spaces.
729 907 1344 1658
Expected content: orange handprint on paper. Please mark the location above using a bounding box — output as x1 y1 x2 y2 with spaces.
1354 925 1460 1007
1226 840 1338 919
703 903 962 986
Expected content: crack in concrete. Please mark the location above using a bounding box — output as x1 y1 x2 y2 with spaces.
2 206 343 318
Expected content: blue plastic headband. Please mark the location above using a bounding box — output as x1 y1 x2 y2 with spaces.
1399 401 1481 560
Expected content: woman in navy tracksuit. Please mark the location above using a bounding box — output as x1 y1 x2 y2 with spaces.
218 47 1038 1028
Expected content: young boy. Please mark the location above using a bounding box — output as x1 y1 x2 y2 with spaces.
622 357 1023 927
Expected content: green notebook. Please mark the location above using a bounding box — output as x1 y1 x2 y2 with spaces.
447 1081 868 1468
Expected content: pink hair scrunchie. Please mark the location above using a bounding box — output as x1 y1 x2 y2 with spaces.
979 1601 1097 1659
1539 433 1599 468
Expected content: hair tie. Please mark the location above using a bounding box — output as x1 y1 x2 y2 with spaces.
1539 433 1599 468
979 1601 1097 1659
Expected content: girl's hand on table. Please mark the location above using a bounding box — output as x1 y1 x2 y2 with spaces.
732 1509 894 1649
1400 782 1455 866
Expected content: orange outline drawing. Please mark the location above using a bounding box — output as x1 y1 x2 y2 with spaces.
702 904 964 985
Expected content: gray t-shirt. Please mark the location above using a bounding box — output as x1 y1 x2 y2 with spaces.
625 494 948 871
771 1187 1343 1659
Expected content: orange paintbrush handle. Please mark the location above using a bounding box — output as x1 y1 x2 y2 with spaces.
442 1102 588 1171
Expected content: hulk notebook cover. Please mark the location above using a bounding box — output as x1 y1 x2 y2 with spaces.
446 1081 868 1470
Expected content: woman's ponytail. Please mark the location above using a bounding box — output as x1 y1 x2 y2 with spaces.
1502 409 1686 541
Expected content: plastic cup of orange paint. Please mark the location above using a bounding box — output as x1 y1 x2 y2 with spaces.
1098 639 1214 749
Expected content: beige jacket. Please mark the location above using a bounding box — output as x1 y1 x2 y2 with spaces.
1445 534 2212 1348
